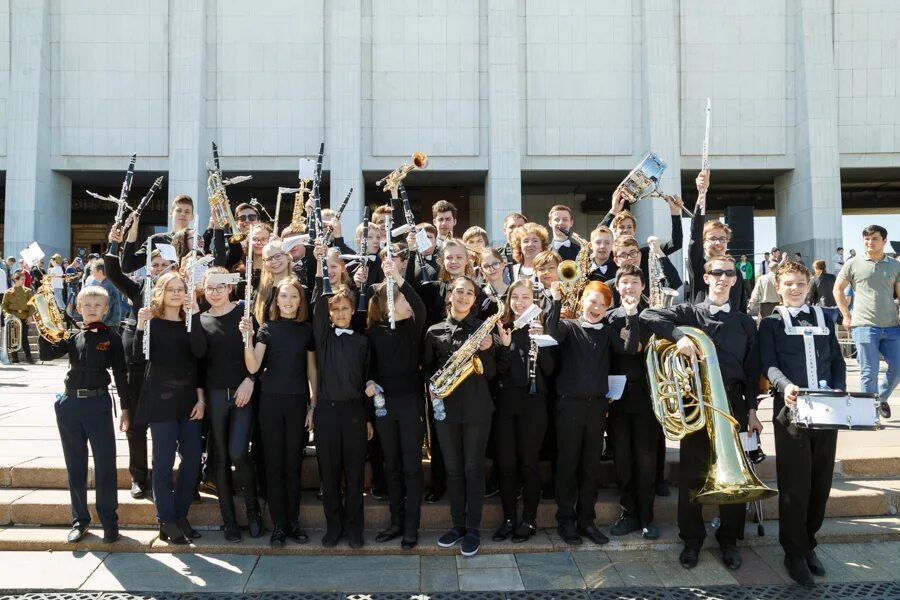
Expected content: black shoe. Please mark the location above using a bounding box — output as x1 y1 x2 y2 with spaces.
176 517 200 539
492 519 515 542
679 546 700 569
288 522 309 544
880 402 892 419
102 526 119 544
609 516 641 536
655 480 671 497
349 534 364 549
557 524 582 545
246 509 263 538
159 522 190 545
437 526 466 548
806 550 826 576
130 481 147 499
642 524 660 540
368 487 388 501
484 481 500 498
270 526 286 548
321 529 340 547
192 489 202 504
316 486 323 502
511 522 536 543
785 556 815 587
376 524 403 543
460 530 480 557
223 522 242 543
401 532 418 550
577 524 609 545
67 524 89 543
425 489 445 503
721 546 742 570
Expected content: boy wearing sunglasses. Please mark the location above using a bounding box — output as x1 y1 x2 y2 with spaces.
641 255 761 572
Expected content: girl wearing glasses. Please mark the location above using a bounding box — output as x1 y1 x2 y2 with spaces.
133 272 206 545
241 277 317 548
192 267 262 543
253 240 293 326
477 248 508 317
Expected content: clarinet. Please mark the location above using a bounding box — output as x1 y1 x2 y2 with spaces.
115 154 136 229
314 191 334 296
398 183 429 283
322 187 353 246
243 224 255 346
527 337 539 394
356 207 370 312
385 214 395 330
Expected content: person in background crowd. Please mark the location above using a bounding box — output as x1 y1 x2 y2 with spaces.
2 271 35 364
832 247 844 273
808 260 839 324
87 260 124 329
49 254 65 310
760 252 771 277
738 255 754 294
749 262 780 318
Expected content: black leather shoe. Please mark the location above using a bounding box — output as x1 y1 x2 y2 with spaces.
577 525 610 545
270 526 286 548
67 524 89 543
375 524 403 543
177 517 201 539
641 524 660 540
368 487 388 501
159 522 190 545
492 519 515 541
130 481 147 499
655 480 671 497
511 522 536 543
806 550 826 576
321 529 340 547
246 509 263 538
348 533 364 549
102 527 119 544
880 401 892 419
679 546 700 569
425 489 445 503
557 524 583 545
224 522 242 543
721 546 742 570
785 556 815 587
192 489 202 504
401 532 418 550
609 516 641 536
288 522 309 544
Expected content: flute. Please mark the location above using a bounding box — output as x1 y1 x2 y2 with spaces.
186 216 200 332
384 214 395 330
702 97 711 173
243 224 255 346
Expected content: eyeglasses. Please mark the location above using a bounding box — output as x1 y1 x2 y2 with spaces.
237 214 259 222
264 252 287 263
204 285 228 294
616 250 640 260
704 236 728 244
706 269 736 278
481 261 502 270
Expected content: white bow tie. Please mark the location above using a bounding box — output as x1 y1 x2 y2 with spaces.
581 320 604 330
709 303 731 315
553 240 570 249
787 305 810 318
366 255 377 262
334 327 354 336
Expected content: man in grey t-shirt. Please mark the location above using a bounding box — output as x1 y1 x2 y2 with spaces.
835 225 900 418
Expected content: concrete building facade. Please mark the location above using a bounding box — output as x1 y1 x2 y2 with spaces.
1 0 899 262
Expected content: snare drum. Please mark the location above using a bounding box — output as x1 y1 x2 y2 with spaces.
789 389 881 430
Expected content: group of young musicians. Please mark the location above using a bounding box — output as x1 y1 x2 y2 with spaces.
47 166 848 587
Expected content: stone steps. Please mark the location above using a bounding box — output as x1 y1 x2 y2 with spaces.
1 515 898 555
2 477 898 531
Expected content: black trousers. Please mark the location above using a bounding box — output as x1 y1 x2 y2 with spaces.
260 392 309 529
435 420 491 530
150 418 203 523
608 408 659 526
555 396 607 528
678 425 746 548
773 412 837 560
375 404 425 533
494 393 547 525
124 361 149 485
208 388 259 526
368 426 387 491
427 397 447 493
54 392 118 529
314 399 368 537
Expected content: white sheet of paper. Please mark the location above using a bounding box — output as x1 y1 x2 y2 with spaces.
415 229 432 253
206 272 241 286
513 304 542 329
529 334 558 348
282 235 309 253
20 242 45 264
607 375 627 401
193 265 208 283
298 158 316 180
740 431 759 452
155 243 178 263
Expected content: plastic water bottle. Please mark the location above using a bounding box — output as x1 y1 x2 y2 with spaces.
430 386 446 421
711 516 721 529
373 385 387 418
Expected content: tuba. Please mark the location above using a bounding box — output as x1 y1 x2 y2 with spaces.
429 302 504 399
28 278 69 344
4 314 23 354
646 327 776 505
556 227 591 317
647 236 678 308
376 152 428 192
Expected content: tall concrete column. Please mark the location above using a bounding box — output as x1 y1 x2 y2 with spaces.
327 0 364 231
484 0 522 244
774 0 842 262
639 0 683 249
168 0 209 229
5 0 71 260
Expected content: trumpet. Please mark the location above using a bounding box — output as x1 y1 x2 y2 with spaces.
376 152 428 192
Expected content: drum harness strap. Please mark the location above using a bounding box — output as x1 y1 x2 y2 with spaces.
774 305 829 391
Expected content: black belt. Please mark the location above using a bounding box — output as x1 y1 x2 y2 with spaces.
65 388 108 399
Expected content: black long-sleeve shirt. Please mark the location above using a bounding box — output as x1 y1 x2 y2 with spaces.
605 303 654 416
312 277 369 403
640 300 760 415
46 327 130 410
686 203 747 312
544 300 637 399
808 273 838 308
493 327 556 414
423 313 496 424
758 308 846 415
131 316 205 422
196 304 248 390
121 232 173 274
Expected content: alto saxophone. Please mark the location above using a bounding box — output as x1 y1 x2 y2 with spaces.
647 236 678 308
429 302 503 399
556 227 591 317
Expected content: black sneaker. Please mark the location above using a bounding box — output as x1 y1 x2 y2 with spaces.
437 526 466 548
655 480 671 497
270 526 286 548
642 524 660 540
609 516 641 536
460 530 481 557
880 402 892 419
